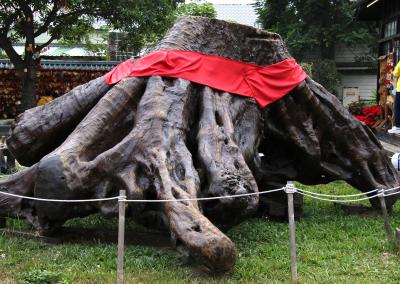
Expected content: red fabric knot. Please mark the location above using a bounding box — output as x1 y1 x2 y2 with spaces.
104 50 307 108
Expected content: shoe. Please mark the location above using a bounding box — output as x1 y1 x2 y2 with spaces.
388 127 400 134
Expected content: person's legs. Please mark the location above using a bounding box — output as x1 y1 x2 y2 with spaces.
395 92 400 127
389 92 400 133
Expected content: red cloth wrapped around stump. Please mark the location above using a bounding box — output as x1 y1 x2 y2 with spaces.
104 50 307 108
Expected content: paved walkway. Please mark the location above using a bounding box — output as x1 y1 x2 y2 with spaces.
375 130 400 156
380 140 400 156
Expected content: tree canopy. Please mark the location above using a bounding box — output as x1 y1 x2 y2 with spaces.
176 1 217 18
254 0 377 93
0 0 182 110
0 0 183 61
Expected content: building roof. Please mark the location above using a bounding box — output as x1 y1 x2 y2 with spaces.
12 45 100 57
0 59 118 71
355 0 384 21
214 4 258 27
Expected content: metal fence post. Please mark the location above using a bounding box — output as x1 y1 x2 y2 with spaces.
378 189 394 243
285 181 298 284
396 228 400 247
117 190 127 284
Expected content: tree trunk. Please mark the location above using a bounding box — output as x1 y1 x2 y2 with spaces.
0 16 399 273
19 62 37 111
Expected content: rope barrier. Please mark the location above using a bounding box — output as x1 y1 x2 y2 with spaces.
124 187 284 203
1 180 399 284
0 187 285 203
0 191 120 203
381 186 400 193
381 190 400 198
295 188 379 198
0 184 399 204
297 191 380 203
295 185 400 203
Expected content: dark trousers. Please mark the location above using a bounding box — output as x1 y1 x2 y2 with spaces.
396 92 400 127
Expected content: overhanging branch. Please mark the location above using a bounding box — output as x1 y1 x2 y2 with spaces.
33 1 60 37
35 33 58 52
34 8 92 40
0 32 23 71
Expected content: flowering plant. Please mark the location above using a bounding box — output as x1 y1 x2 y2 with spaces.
353 106 382 127
360 106 382 117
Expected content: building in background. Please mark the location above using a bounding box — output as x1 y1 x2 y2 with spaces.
6 24 108 61
354 0 400 130
108 32 136 61
335 43 377 105
355 0 400 101
356 0 400 62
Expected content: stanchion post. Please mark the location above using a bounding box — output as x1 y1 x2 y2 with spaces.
117 190 127 284
285 181 298 284
378 189 394 243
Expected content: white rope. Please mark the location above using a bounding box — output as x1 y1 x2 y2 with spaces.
381 185 400 193
381 190 400 198
296 184 400 199
124 187 285 203
0 183 399 204
0 191 119 203
296 188 379 198
0 187 284 203
297 191 380 203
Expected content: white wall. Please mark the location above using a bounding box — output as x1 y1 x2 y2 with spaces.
337 73 377 102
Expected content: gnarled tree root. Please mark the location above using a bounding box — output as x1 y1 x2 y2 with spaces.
1 16 399 273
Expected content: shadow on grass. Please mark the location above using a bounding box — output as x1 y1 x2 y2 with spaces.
1 224 171 248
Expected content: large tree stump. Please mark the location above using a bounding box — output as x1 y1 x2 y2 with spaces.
0 16 399 273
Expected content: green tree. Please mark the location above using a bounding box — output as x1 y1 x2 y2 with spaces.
0 49 8 59
110 1 216 58
254 0 377 94
0 0 181 110
176 1 217 18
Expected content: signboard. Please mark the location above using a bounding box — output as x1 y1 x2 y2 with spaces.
343 87 359 107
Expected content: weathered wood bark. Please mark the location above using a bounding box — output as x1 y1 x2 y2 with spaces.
0 17 399 272
8 77 112 165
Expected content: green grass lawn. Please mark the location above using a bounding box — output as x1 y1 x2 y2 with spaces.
1 181 400 283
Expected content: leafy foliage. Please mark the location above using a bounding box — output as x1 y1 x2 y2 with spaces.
299 62 313 77
255 0 377 59
176 1 217 18
0 50 7 59
0 0 182 58
139 1 216 53
312 59 341 95
20 269 67 284
254 0 378 94
0 0 183 109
